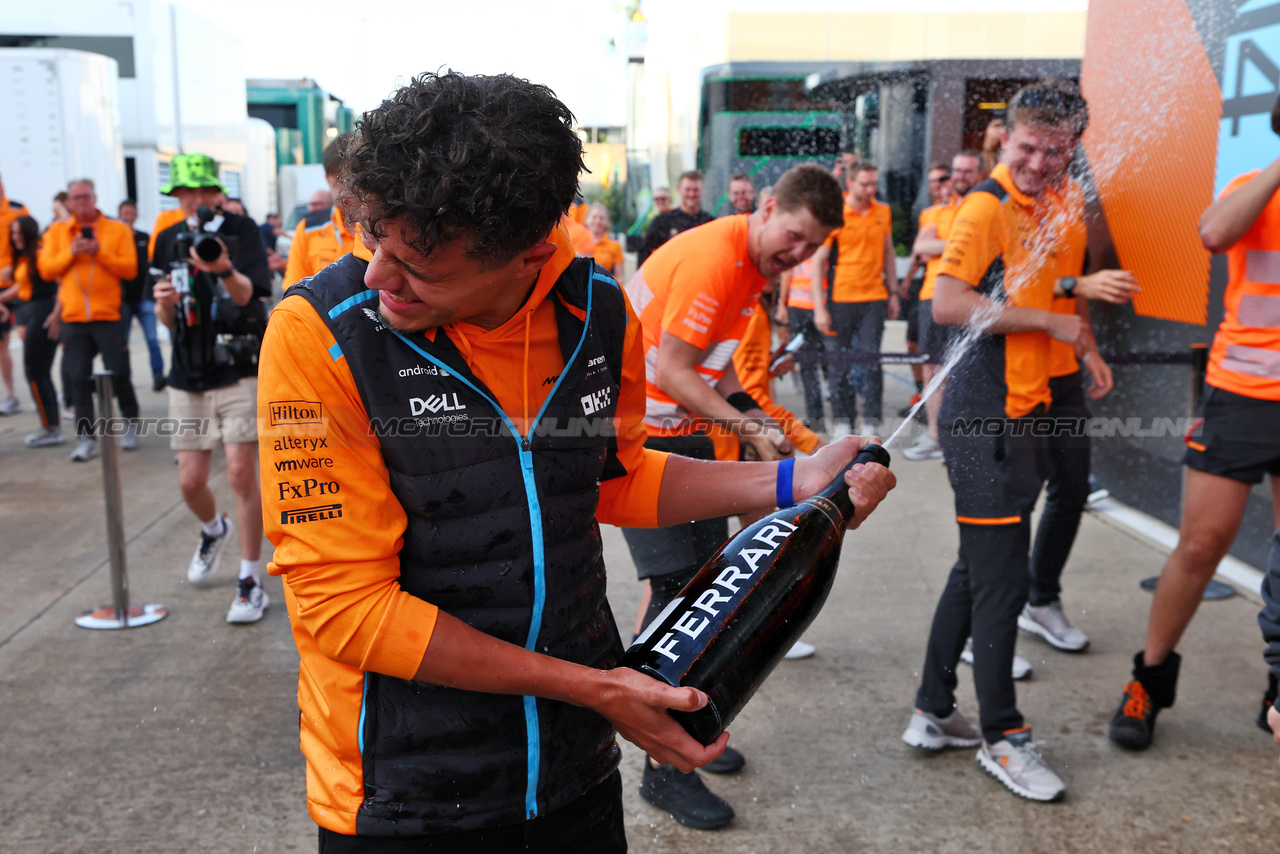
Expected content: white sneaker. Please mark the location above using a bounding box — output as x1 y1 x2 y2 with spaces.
0 395 19 415
902 708 982 751
120 421 140 451
70 436 99 462
25 426 67 447
1019 601 1090 652
188 515 234 584
977 730 1065 802
784 640 816 660
856 419 878 438
961 637 1033 680
226 578 269 624
902 434 943 461
830 421 852 439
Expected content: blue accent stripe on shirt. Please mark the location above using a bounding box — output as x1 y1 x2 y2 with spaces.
358 675 369 754
328 342 343 361
328 289 379 319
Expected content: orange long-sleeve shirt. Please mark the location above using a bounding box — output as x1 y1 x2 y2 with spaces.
38 213 137 323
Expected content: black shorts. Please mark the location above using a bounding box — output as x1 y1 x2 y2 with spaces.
1183 385 1280 485
917 299 953 365
621 432 728 579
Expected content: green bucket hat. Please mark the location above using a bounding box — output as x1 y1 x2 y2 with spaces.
161 153 225 195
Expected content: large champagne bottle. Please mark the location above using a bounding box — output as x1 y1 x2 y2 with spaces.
620 444 890 745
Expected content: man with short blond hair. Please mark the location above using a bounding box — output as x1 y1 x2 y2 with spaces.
639 169 713 264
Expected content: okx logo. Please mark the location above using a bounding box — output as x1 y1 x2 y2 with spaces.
410 393 467 416
581 387 613 416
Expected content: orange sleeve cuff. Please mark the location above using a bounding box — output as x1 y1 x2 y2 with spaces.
361 592 439 680
596 448 670 528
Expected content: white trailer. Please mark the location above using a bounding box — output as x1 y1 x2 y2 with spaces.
0 48 125 229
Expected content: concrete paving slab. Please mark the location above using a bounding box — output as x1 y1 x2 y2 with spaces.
1 322 1277 853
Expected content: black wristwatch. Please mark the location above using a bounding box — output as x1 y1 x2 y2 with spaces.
217 266 237 280
1059 276 1077 296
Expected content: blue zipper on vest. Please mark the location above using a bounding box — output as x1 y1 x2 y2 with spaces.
387 264 596 820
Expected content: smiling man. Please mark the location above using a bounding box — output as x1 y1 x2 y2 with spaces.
256 73 893 853
620 162 844 828
899 79 1093 804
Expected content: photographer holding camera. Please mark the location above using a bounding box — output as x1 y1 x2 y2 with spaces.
153 154 273 624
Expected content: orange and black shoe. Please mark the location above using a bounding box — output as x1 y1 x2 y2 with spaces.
1109 651 1181 751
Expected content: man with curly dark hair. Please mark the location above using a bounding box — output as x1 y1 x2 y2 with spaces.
257 72 894 852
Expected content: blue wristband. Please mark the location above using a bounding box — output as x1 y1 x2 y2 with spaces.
776 457 796 508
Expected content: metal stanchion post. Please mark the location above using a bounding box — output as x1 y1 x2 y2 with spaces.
1138 343 1233 600
74 371 169 629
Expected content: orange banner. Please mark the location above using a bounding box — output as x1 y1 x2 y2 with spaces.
1081 0 1219 325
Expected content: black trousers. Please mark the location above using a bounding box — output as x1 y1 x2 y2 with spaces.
61 320 139 436
317 772 626 854
787 306 828 425
17 299 60 429
1028 371 1091 607
823 300 887 425
916 418 1048 742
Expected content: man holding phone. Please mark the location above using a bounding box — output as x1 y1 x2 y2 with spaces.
37 179 139 462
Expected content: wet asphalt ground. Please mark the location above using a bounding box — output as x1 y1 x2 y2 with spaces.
1 324 1277 854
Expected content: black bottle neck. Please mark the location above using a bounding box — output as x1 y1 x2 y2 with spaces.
805 444 891 523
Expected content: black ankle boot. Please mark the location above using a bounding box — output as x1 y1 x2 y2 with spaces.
1108 651 1181 751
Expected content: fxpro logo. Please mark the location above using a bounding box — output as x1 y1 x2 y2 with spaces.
410 393 467 416
581 386 613 416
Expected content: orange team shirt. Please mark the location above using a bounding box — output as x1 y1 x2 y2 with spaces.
591 236 624 273
562 215 597 255
1205 171 1280 401
283 206 357 289
786 257 816 309
148 207 187 259
919 195 962 301
825 199 893 303
709 301 820 460
938 164 1077 419
38 213 137 323
259 224 668 832
625 214 767 435
0 197 30 271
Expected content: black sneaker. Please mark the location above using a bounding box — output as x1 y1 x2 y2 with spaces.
702 745 745 775
639 760 734 830
1109 651 1180 751
152 376 167 392
1258 672 1278 734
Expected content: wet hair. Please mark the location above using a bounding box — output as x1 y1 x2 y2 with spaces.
678 170 704 184
772 163 845 230
11 215 40 268
323 133 351 177
338 71 584 267
1006 78 1089 136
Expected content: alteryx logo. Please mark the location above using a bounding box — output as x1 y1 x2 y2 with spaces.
410 393 466 416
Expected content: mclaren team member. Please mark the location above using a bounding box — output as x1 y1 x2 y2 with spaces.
258 73 894 853
0 177 30 416
620 164 845 829
899 80 1094 803
39 179 140 462
1111 94 1280 751
283 137 357 289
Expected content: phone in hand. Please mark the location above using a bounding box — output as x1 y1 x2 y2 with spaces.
81 227 93 240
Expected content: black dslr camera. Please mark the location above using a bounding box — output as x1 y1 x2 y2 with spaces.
174 205 231 263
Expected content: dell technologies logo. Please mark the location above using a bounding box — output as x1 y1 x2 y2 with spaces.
410 393 467 416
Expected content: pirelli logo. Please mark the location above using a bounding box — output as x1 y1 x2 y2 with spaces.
270 400 323 426
281 503 343 525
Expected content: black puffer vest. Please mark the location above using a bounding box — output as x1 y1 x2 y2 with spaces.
291 254 629 835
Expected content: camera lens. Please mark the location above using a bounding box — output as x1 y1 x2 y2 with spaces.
193 233 223 262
